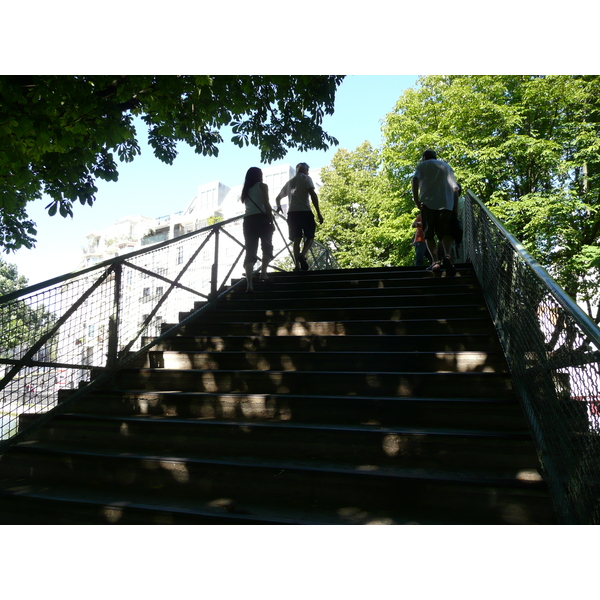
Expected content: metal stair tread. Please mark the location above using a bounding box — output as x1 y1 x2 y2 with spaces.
121 367 512 376
86 389 520 404
238 271 474 285
228 279 479 290
57 412 534 439
153 349 505 358
223 288 483 300
152 349 508 370
157 333 499 340
155 349 503 353
150 333 504 350
2 264 556 524
0 481 447 525
187 302 489 313
8 442 547 490
219 292 486 303
177 316 495 325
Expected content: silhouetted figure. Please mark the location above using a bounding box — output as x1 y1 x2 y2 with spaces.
412 213 428 266
275 162 323 271
241 167 274 292
411 150 459 276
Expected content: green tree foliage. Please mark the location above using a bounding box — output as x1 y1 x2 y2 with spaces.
382 75 600 320
316 142 414 268
207 214 224 226
0 75 344 252
0 258 56 355
0 258 28 295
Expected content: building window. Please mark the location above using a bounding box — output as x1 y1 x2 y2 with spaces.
198 188 217 213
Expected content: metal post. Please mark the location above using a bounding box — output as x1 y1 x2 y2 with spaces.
210 226 220 299
106 263 122 369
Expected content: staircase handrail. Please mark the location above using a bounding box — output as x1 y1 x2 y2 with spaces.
0 214 243 304
463 192 600 349
463 190 600 524
0 210 337 449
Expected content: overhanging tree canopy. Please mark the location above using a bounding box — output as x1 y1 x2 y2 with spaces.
381 75 600 318
0 75 345 252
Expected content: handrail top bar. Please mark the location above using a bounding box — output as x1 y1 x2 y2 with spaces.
466 190 600 350
1 211 287 304
0 214 242 303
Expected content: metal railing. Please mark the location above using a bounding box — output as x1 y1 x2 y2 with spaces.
0 211 338 449
463 191 600 524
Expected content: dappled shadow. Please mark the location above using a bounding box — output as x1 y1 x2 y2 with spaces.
0 265 559 524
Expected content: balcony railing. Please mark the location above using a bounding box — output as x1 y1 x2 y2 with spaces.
141 232 170 246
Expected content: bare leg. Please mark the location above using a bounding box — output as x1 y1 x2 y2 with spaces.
259 256 269 280
292 238 303 269
302 237 314 257
441 235 456 276
244 262 254 292
441 235 453 259
425 239 438 263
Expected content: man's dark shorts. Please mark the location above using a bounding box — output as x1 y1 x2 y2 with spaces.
287 210 316 240
421 206 453 241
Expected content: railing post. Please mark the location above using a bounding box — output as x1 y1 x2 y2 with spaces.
0 214 339 447
106 263 122 369
210 225 220 299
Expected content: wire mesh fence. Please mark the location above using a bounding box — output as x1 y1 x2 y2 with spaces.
0 212 338 446
0 268 116 440
463 191 600 524
6 186 596 521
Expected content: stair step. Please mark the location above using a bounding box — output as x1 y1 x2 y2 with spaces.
0 480 457 525
0 264 556 524
175 317 498 337
0 484 297 524
110 368 514 397
33 413 542 472
239 279 480 294
222 283 483 303
146 350 508 373
234 267 474 287
181 305 490 324
0 444 555 524
212 293 486 311
61 390 528 430
145 333 504 353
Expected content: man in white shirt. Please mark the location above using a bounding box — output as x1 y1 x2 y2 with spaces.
275 162 324 271
412 150 459 276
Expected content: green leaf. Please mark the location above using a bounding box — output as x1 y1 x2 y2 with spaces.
0 75 344 250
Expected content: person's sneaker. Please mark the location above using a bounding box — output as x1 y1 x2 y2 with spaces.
431 261 442 273
443 255 456 277
298 255 309 271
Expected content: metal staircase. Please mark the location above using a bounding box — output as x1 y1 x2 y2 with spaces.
0 265 557 524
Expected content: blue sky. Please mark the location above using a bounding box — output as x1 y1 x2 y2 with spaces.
4 0 595 288
7 75 419 286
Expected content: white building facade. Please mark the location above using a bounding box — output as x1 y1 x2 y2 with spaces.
67 163 321 366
